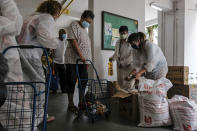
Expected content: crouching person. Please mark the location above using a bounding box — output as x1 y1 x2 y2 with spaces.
126 32 168 81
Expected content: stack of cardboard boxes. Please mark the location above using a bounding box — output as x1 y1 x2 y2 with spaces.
116 92 139 122
167 66 197 103
112 82 139 123
167 66 189 85
112 66 197 122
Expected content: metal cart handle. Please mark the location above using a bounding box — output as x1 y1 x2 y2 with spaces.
2 45 52 131
2 45 52 88
2 45 52 78
2 45 44 55
76 59 110 117
76 59 101 83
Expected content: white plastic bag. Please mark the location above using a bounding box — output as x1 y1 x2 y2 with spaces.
169 95 197 131
138 77 172 127
73 81 79 107
115 79 137 93
73 80 88 107
127 79 137 93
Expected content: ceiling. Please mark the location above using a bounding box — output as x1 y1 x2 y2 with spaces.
145 0 175 22
145 0 158 22
61 0 88 14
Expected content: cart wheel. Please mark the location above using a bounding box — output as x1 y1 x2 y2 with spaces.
76 116 80 122
91 118 95 123
76 113 82 122
105 111 111 119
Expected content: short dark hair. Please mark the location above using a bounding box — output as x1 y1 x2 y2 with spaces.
36 0 62 17
119 26 128 33
59 29 66 34
81 10 95 19
59 29 66 41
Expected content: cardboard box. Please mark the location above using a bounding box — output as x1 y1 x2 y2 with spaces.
167 84 197 104
166 74 188 85
167 66 189 85
112 91 139 122
167 85 190 99
168 66 189 75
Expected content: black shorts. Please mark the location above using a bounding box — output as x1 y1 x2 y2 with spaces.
56 64 88 94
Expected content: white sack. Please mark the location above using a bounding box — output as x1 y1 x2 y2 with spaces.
138 77 172 127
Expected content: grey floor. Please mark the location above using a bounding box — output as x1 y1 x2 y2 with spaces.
46 93 173 131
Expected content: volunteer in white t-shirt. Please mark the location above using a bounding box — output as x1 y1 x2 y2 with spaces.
54 29 68 92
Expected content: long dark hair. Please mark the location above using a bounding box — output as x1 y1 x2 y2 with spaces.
128 32 147 51
138 32 146 44
128 33 138 43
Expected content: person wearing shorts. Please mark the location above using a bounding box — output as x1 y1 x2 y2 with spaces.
53 29 68 93
65 10 94 112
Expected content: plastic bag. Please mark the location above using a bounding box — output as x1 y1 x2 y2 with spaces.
169 95 197 131
73 80 88 107
127 79 136 92
73 81 79 107
115 79 137 94
50 73 59 91
138 77 172 127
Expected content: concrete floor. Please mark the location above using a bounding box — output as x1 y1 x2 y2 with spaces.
46 93 173 131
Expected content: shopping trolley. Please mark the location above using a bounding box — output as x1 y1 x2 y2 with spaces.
0 45 52 131
76 59 111 123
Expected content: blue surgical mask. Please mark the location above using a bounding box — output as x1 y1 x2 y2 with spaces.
82 21 90 28
62 34 67 40
131 44 140 50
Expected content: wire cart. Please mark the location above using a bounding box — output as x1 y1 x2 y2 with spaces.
0 45 52 131
76 60 111 123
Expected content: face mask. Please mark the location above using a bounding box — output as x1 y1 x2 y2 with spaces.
82 21 90 28
62 34 67 40
120 34 128 40
131 44 140 50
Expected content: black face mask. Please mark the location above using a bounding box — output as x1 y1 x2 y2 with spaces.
131 44 140 50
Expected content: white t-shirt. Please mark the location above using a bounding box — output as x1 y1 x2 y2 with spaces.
54 40 68 64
